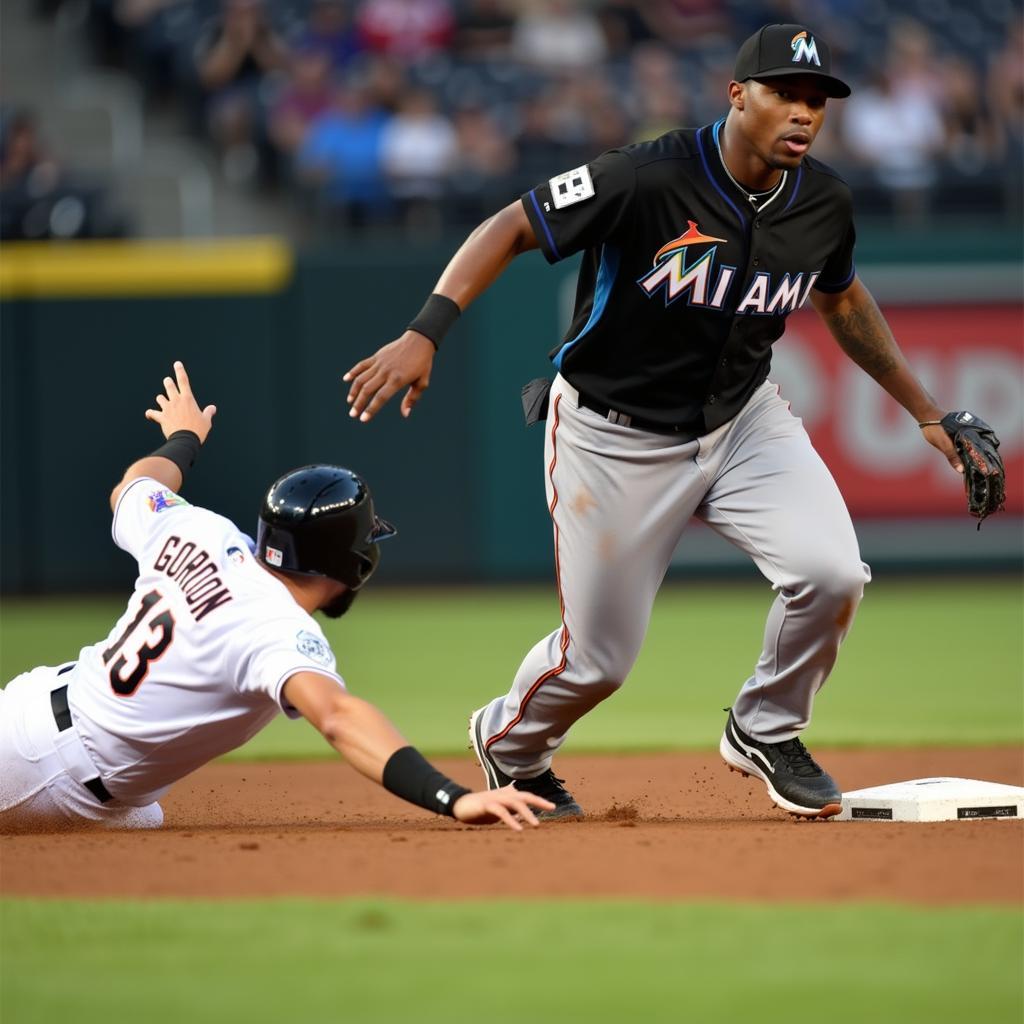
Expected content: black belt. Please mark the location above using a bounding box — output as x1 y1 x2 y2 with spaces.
50 681 113 804
576 391 699 438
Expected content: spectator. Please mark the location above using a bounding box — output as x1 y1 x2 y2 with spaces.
841 68 945 224
193 0 291 183
691 52 734 124
627 43 688 141
380 89 457 231
987 15 1024 160
104 0 192 100
269 45 337 164
296 80 392 228
512 93 571 193
941 55 999 177
355 0 455 60
540 72 618 158
447 104 516 223
452 0 516 60
296 0 364 73
569 72 631 154
0 108 60 192
638 0 733 50
0 109 131 240
987 14 1024 216
595 0 657 58
884 18 945 107
361 54 407 113
510 0 608 73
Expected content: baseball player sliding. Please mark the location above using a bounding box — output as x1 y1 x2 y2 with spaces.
0 362 553 831
344 24 1004 820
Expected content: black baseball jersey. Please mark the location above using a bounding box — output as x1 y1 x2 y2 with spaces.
521 118 856 436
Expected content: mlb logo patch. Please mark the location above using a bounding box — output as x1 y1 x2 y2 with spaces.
549 165 595 209
264 545 283 567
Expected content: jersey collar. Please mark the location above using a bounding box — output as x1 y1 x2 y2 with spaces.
696 119 803 227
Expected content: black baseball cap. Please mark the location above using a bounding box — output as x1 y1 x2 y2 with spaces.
734 24 851 99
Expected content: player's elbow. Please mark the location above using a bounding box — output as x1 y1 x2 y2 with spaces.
478 200 537 258
505 201 539 256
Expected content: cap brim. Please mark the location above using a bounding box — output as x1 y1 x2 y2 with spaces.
748 68 851 98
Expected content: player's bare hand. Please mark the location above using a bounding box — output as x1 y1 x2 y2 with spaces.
920 421 964 474
145 361 217 443
451 785 555 831
343 332 435 422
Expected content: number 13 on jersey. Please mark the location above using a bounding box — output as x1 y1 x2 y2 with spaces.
101 589 176 696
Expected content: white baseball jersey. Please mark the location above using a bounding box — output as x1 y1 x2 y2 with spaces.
66 477 344 806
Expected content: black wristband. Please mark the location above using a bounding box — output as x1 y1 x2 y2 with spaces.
407 293 461 351
382 746 471 817
150 430 201 479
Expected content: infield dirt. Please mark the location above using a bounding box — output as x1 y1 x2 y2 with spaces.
3 748 1021 904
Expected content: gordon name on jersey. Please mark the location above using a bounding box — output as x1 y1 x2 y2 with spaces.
152 532 234 622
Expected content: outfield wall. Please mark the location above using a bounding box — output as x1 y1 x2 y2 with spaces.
1 234 1021 592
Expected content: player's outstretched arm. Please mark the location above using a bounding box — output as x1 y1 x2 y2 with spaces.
343 200 539 423
109 361 218 510
810 278 962 472
284 672 554 830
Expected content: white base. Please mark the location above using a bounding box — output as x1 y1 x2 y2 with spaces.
837 777 1024 822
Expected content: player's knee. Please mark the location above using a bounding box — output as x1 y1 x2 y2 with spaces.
808 559 870 609
588 676 625 702
575 648 633 697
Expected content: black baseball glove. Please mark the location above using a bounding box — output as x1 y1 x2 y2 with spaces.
932 411 1006 526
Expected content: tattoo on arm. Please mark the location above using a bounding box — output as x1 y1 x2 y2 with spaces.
824 302 902 380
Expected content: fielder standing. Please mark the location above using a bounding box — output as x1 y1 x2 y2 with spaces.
0 362 552 831
344 25 1003 819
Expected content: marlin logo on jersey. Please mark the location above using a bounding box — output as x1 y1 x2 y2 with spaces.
791 31 820 66
638 221 821 315
637 221 733 307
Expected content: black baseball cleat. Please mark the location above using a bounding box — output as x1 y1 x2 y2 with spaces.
469 707 584 820
720 710 842 819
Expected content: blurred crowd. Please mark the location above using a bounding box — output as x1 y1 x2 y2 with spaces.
10 0 1024 238
0 108 131 240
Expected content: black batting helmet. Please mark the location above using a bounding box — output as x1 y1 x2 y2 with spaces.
256 465 396 590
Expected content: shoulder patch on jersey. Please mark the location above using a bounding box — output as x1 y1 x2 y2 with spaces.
549 165 595 209
226 545 246 566
296 629 332 667
147 489 188 513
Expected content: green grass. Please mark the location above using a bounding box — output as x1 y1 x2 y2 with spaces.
2 899 1020 1024
1 580 1021 757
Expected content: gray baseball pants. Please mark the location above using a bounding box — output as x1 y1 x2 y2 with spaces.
478 373 871 777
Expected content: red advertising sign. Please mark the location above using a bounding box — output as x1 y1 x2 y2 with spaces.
773 304 1023 517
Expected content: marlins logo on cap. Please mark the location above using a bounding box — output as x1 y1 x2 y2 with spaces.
790 31 820 66
733 23 851 98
